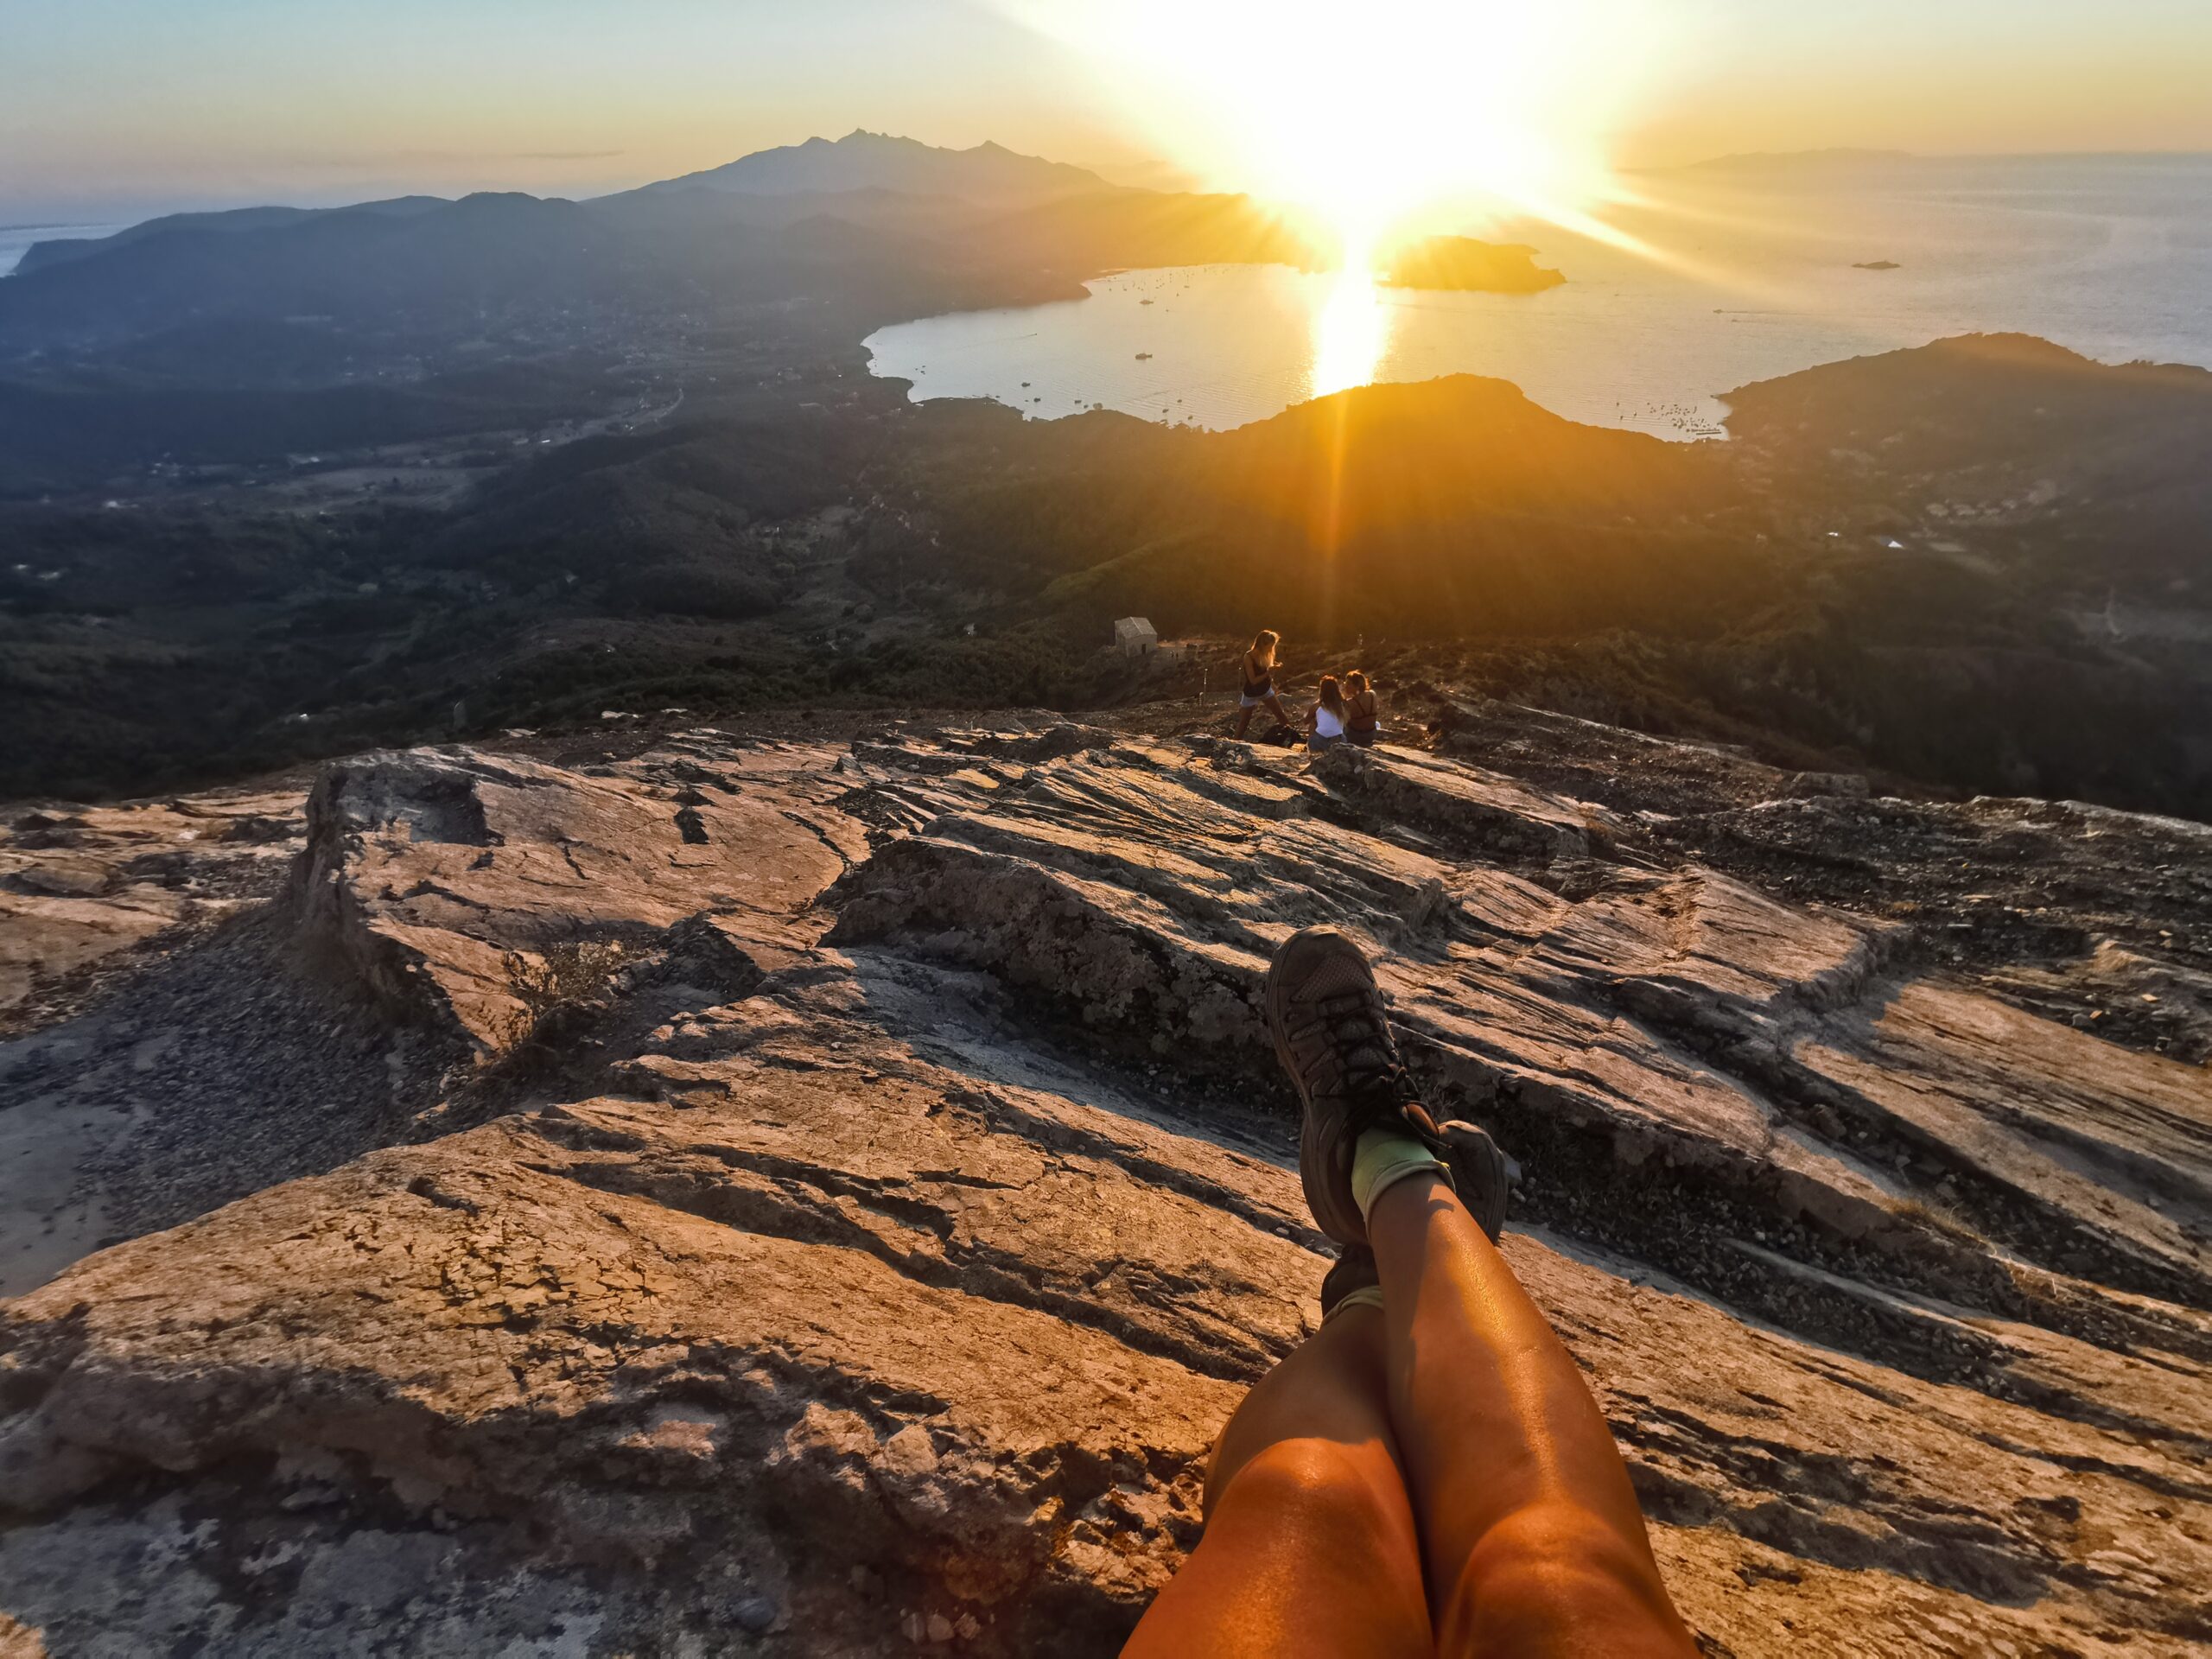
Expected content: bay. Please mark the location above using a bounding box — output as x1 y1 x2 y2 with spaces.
868 154 2212 441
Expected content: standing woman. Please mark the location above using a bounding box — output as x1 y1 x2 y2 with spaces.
1233 630 1292 740
1344 670 1381 748
1306 674 1349 753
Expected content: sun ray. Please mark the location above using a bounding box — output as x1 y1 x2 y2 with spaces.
993 0 1690 264
988 0 1748 410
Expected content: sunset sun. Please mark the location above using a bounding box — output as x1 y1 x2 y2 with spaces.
1001 0 1678 263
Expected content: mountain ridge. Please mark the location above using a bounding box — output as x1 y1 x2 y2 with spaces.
4 131 1128 288
620 128 1117 205
10 195 449 278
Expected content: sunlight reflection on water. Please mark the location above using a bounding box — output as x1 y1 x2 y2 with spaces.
1311 269 1392 398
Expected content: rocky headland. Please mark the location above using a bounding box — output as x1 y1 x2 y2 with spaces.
1382 235 1567 293
0 691 2207 1656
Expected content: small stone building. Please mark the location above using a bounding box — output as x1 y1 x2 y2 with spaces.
1114 617 1160 658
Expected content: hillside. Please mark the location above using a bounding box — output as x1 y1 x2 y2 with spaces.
0 138 1317 372
0 696 2206 1653
10 198 447 279
5 341 2209 819
1723 333 2212 587
0 138 2206 830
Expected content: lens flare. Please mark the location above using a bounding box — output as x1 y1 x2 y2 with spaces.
995 0 1686 257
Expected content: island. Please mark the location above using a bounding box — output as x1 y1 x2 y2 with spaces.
1382 235 1566 294
1853 259 1902 271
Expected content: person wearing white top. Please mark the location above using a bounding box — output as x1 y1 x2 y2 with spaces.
1306 674 1350 753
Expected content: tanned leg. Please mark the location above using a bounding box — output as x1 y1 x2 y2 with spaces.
1123 1306 1433 1659
1235 702 1256 739
1367 1174 1697 1659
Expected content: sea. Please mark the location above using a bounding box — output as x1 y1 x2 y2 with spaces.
867 154 2212 441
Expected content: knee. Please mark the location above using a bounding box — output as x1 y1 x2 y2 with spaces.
1215 1438 1400 1541
1443 1503 1690 1658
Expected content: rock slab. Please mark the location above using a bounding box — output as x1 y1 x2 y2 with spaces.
1 721 2208 1656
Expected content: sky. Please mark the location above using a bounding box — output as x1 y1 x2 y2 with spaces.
3 0 2210 225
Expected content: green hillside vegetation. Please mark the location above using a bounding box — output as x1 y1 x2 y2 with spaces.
3 327 2206 817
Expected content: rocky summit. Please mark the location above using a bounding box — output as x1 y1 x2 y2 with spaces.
0 700 2208 1657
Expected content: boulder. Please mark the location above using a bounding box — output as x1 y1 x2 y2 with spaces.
292 741 865 1052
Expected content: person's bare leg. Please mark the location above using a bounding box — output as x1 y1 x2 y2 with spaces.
1367 1173 1695 1658
1235 702 1256 739
1124 1306 1432 1659
1262 925 1693 1656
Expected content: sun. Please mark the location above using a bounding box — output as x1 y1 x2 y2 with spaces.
999 0 1681 266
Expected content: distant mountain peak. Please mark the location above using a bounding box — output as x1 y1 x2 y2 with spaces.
626 131 1114 205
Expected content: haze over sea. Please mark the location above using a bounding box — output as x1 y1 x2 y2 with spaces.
868 154 2212 441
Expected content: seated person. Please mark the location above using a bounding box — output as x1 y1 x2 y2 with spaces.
1306 675 1349 753
1345 671 1381 747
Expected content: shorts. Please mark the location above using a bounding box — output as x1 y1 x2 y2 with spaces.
1239 693 1269 709
1348 728 1377 748
1309 733 1341 753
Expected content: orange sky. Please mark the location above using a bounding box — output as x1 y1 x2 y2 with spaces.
3 0 2209 219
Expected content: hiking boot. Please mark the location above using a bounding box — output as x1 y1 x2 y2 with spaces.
1266 926 1510 1245
1265 925 1442 1243
1437 1119 1510 1246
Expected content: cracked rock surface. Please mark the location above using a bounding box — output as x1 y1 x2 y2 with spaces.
1 713 2207 1656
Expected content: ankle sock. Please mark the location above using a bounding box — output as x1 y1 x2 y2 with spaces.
1351 1128 1446 1222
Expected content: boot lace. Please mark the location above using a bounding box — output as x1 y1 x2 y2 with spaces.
1301 991 1417 1116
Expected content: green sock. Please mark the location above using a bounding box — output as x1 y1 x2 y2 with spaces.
1324 1285 1387 1323
1351 1128 1446 1222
